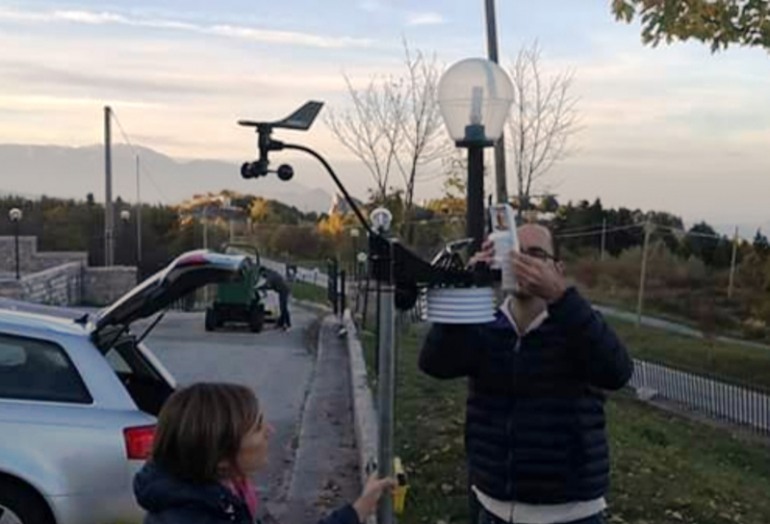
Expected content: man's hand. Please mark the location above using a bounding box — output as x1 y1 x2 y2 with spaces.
352 474 397 522
511 252 567 303
467 239 495 267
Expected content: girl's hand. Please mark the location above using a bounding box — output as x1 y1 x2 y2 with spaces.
352 474 397 522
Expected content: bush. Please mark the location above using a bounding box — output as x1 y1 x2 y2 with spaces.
742 317 767 340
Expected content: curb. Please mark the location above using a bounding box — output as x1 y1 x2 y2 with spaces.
342 310 379 506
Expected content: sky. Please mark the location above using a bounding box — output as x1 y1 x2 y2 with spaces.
1 0 769 232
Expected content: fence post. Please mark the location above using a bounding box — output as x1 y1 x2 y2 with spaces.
328 258 338 315
340 270 347 319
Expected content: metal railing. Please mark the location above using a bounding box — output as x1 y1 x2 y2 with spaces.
630 358 770 436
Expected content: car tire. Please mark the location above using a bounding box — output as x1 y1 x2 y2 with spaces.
249 307 264 333
0 478 54 524
205 307 217 332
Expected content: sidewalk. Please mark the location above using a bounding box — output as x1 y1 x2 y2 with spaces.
275 315 360 524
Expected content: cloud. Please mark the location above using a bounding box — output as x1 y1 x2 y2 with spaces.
405 12 446 26
0 7 372 49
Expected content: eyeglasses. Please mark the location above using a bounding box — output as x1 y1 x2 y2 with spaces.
521 246 558 262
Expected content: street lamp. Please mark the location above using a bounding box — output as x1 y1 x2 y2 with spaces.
350 227 361 279
438 58 513 253
8 208 22 280
120 210 131 266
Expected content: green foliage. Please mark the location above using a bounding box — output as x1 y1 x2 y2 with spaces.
752 228 770 259
613 0 770 52
290 280 328 305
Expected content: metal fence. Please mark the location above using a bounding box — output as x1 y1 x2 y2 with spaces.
630 358 770 436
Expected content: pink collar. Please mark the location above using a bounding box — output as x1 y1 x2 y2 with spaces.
223 476 260 520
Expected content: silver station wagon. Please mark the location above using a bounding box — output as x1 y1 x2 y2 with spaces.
0 250 249 524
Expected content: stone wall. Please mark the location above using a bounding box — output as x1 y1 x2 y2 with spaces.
82 267 138 306
0 262 137 307
0 262 85 307
0 236 87 276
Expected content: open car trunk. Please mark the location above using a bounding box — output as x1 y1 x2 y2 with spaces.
105 334 174 416
91 250 251 414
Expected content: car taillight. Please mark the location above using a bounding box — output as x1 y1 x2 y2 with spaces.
124 425 155 460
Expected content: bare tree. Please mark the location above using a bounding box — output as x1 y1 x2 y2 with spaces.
326 40 450 238
392 44 448 235
507 42 579 216
326 74 402 201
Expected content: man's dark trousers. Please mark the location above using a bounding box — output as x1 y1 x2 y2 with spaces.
277 291 291 328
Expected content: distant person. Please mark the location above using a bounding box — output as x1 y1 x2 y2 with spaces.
134 382 395 524
419 224 633 524
260 267 291 331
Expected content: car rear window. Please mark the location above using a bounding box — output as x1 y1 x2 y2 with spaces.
0 333 92 404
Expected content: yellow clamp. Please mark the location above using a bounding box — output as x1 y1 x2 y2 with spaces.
392 457 409 515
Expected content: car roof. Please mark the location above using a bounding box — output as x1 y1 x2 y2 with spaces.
0 300 90 338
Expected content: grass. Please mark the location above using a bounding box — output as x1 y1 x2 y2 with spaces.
290 280 329 305
360 326 770 524
607 317 770 391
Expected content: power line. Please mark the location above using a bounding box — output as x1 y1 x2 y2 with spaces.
110 109 169 203
555 223 641 239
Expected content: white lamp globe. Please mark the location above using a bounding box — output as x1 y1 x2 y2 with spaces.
437 58 514 145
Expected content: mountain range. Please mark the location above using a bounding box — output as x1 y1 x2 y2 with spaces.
0 143 333 213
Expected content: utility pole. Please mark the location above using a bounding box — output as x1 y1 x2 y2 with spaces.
728 226 739 299
136 155 142 271
636 219 653 327
600 217 607 261
104 106 114 267
485 0 508 204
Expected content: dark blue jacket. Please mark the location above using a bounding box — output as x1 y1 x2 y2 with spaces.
419 287 633 504
134 462 360 524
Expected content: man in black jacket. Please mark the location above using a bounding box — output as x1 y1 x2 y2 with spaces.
260 267 291 331
419 224 633 524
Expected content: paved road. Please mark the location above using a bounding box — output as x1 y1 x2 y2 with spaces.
135 305 320 510
596 304 770 352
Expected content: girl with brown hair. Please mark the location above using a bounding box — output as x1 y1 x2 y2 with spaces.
134 382 393 524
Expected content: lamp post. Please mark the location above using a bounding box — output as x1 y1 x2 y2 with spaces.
120 210 131 266
369 206 395 524
9 208 22 280
350 227 360 279
438 58 514 254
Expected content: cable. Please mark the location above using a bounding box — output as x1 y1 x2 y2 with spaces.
555 223 642 239
110 109 169 203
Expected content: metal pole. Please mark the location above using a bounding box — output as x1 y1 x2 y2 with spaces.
467 146 485 254
203 209 209 305
636 219 652 327
104 106 114 267
136 155 142 270
13 221 20 280
728 226 738 299
485 0 508 204
600 218 607 261
377 241 395 524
